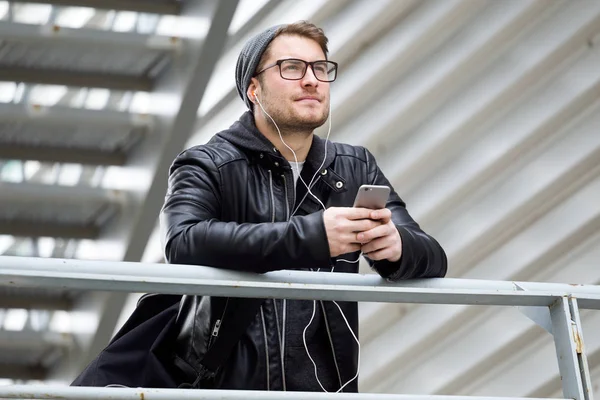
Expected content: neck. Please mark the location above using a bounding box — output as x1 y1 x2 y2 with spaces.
255 113 313 162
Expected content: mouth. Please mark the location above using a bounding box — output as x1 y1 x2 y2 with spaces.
295 97 321 103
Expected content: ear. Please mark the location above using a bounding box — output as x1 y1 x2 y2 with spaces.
247 78 259 103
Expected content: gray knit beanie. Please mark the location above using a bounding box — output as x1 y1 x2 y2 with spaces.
235 24 283 110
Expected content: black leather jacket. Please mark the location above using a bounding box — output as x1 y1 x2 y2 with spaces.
159 111 447 391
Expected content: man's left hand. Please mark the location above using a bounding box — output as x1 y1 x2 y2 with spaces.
357 209 402 262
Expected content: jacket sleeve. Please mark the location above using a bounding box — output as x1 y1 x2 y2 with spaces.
362 148 448 281
159 149 331 273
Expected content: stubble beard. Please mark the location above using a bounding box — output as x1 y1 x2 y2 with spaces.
262 96 329 137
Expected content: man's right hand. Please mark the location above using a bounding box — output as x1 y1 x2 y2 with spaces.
323 207 383 257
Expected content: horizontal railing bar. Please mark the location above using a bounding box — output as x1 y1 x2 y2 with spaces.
0 385 572 400
575 295 600 310
0 256 599 308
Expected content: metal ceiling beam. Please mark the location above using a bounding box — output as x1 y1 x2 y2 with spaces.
409 79 600 232
361 145 600 348
360 102 600 383
417 51 600 235
0 221 99 239
0 20 181 92
8 0 182 15
360 210 600 347
324 0 420 67
225 0 283 52
427 310 600 397
0 144 127 166
532 346 600 399
155 0 286 131
372 156 599 377
0 330 73 350
0 103 153 127
444 311 600 398
0 21 176 91
436 121 600 278
327 0 486 141
369 12 600 377
357 8 600 374
339 0 562 152
0 21 180 50
457 308 600 398
0 66 153 92
0 182 122 239
381 3 600 195
0 181 123 205
0 364 46 381
0 294 72 310
369 237 600 395
0 103 151 165
360 176 600 392
56 0 241 382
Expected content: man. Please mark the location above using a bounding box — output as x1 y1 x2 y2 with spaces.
160 21 447 392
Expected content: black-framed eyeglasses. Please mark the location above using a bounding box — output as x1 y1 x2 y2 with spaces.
254 58 338 82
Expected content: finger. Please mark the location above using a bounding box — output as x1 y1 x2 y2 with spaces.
347 228 373 244
369 208 392 223
349 218 383 233
360 235 392 254
362 246 394 261
357 224 393 243
344 207 374 220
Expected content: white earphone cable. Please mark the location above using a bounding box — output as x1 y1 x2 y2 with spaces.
255 93 361 392
256 94 329 211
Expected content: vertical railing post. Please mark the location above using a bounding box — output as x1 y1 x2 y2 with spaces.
549 296 593 400
568 297 594 400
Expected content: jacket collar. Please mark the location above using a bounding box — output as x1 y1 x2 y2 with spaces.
216 111 337 173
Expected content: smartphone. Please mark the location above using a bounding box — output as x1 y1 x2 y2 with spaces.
353 184 390 209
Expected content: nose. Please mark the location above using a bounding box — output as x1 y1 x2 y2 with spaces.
301 65 319 88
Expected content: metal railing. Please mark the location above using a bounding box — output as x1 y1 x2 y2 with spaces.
0 255 598 400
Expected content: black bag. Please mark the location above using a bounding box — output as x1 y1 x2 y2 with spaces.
71 294 182 388
71 293 265 388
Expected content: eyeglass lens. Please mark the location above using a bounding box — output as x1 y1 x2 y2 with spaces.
280 59 336 81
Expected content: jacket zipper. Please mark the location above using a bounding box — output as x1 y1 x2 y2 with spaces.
320 300 343 390
273 299 286 390
281 173 292 391
260 306 270 391
282 174 291 221
268 170 275 222
266 173 276 390
208 297 229 348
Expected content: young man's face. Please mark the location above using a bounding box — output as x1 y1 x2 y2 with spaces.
254 34 331 133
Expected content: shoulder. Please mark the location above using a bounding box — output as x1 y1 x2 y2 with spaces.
170 136 246 174
332 142 375 164
331 142 381 183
